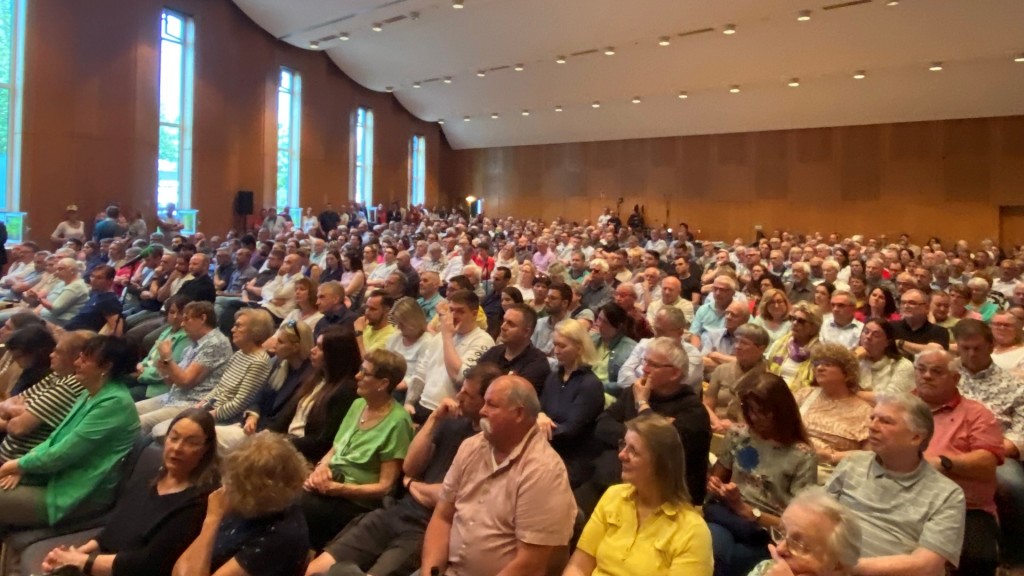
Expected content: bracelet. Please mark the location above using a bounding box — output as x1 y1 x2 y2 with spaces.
84 551 98 576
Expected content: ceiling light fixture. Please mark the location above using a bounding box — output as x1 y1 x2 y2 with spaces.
438 119 445 125
929 62 944 71
853 70 866 79
556 55 567 64
463 116 471 122
678 91 688 99
886 0 899 5
604 47 616 56
788 78 800 87
514 63 524 71
631 96 641 104
723 24 736 35
730 85 741 93
412 82 421 88
591 101 601 108
372 23 383 32
452 0 464 8
555 105 563 112
384 86 394 92
659 36 671 46
491 113 499 119
521 110 530 116
309 40 320 49
443 76 453 84
1016 53 1024 63
476 70 486 77
338 32 349 41
797 10 811 21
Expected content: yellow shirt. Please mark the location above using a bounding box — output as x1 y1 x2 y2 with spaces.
363 323 396 353
577 484 713 576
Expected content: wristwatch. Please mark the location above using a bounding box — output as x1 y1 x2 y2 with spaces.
751 507 763 522
939 455 953 472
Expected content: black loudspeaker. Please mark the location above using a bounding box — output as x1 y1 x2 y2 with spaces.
235 190 254 216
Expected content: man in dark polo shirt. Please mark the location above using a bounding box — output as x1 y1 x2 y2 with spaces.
476 304 551 394
177 253 217 303
64 264 122 332
893 289 950 359
304 362 503 576
314 280 357 340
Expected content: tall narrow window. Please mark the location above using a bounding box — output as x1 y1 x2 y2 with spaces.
0 0 25 211
352 107 374 206
157 9 195 211
409 135 426 207
276 67 301 211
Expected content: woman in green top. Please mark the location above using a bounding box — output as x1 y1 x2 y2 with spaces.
132 295 192 400
301 348 414 550
0 335 141 530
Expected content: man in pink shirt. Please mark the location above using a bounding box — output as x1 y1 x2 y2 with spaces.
915 349 1003 576
531 237 557 274
420 375 576 576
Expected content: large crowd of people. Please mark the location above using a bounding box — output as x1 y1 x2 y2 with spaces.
0 200 1020 576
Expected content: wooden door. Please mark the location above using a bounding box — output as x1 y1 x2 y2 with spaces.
999 206 1024 253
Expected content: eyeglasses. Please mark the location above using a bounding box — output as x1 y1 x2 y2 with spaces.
617 439 642 458
642 358 674 370
770 526 813 556
900 300 925 307
787 316 809 325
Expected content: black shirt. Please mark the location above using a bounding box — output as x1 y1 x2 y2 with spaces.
892 318 950 357
65 291 122 332
675 273 702 303
477 343 552 394
178 274 216 303
540 366 605 487
212 505 309 576
314 306 358 340
397 417 476 523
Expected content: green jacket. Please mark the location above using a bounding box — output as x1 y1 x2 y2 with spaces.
19 380 140 524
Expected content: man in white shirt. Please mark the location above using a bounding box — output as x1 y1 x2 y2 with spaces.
258 253 304 321
406 290 494 424
820 290 864 350
366 245 399 288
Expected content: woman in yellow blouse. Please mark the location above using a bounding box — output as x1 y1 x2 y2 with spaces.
563 414 713 576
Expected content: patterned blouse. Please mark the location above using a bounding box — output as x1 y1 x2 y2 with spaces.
794 387 872 453
716 426 818 516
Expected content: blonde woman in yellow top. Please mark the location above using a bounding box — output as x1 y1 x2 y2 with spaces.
564 414 713 576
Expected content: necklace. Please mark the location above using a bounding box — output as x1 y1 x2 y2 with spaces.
359 402 391 424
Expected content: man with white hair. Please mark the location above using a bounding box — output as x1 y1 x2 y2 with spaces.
820 290 864 350
786 262 815 304
580 259 614 314
826 392 965 575
618 307 703 393
420 375 576 576
992 259 1021 300
646 276 694 325
689 275 737 344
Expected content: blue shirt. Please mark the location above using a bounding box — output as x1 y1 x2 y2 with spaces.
64 291 122 332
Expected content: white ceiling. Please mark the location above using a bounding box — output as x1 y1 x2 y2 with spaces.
234 0 1024 150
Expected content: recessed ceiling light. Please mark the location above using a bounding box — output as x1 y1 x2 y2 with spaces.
556 56 567 64
631 96 641 104
853 70 866 79
338 33 349 41
658 36 671 46
476 70 486 77
443 76 453 84
1016 53 1024 63
438 119 445 125
604 47 616 56
723 24 736 35
385 86 394 92
929 62 944 71
463 116 471 122
788 78 800 87
555 105 563 112
372 23 383 32
412 82 421 88
309 40 320 49
491 113 499 119
730 85 741 93
452 0 464 8
514 64 524 71
521 110 530 116
797 10 811 21
678 91 688 99
886 0 899 5
591 101 601 108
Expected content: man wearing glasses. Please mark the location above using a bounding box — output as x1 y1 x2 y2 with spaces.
819 290 864 350
892 289 950 359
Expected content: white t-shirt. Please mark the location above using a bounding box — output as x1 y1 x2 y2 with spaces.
410 327 494 410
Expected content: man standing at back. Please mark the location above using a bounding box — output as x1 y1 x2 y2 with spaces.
420 375 576 576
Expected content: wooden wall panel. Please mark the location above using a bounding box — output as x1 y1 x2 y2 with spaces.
440 116 1024 244
20 0 442 242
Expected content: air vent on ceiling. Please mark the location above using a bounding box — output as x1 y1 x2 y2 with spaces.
383 14 407 24
677 27 715 38
571 48 598 57
822 0 872 11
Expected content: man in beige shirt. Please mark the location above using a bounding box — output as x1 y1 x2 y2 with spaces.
421 375 577 576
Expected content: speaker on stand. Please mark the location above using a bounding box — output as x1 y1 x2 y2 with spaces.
235 190 254 233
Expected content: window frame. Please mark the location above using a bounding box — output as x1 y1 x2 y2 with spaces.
0 0 26 211
408 134 426 207
156 8 195 212
350 106 374 206
276 66 302 211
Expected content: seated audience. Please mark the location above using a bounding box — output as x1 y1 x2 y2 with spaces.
591 303 637 393
172 431 310 576
314 280 358 340
4 324 56 396
419 375 576 576
262 277 322 351
819 290 864 350
965 277 999 322
701 300 750 374
383 296 431 403
749 288 791 346
131 294 192 400
855 287 899 324
354 290 395 354
794 343 872 465
63 264 123 334
854 318 915 403
537 319 604 488
990 311 1024 373
619 306 703 393
32 257 90 326
746 488 862 576
826 393 966 576
302 349 414 550
0 330 90 462
34 409 219 576
0 312 46 397
304 362 502 576
136 301 233 434
948 283 983 323
766 301 823 391
690 275 737 340
531 281 571 356
705 373 817 576
477 303 551 394
576 337 710 516
564 414 713 576
0 336 140 529
704 324 770 432
893 289 950 358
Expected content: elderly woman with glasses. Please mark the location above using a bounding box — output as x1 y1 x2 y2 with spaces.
747 488 863 576
751 288 791 347
991 311 1024 373
766 302 823 391
793 343 872 466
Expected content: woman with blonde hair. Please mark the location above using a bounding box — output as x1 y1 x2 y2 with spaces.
172 432 310 576
538 319 604 487
766 302 823 391
750 288 791 346
514 261 537 305
384 297 433 403
991 311 1024 373
263 277 322 352
565 414 713 576
793 343 872 465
